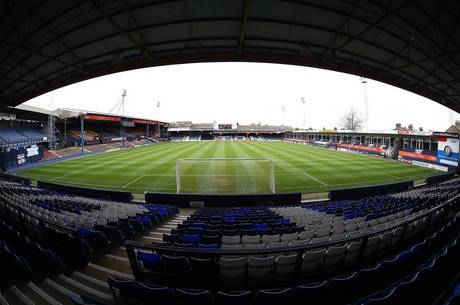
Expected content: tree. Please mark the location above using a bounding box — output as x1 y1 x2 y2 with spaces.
340 107 364 131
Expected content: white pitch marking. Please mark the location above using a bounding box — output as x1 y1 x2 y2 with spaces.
303 173 328 186
122 175 145 188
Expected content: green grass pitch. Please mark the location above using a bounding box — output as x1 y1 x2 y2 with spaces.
15 141 439 197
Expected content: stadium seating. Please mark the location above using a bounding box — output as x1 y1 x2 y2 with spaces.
18 128 45 140
0 177 178 294
0 127 31 144
128 179 460 292
0 171 459 304
117 210 460 304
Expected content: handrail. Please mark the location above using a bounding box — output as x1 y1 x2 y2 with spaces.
125 193 460 256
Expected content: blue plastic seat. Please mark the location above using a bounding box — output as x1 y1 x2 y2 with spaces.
181 234 201 245
137 251 162 271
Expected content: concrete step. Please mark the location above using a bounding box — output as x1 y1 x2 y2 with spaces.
53 275 113 304
142 236 163 243
70 272 111 296
96 256 133 275
39 280 73 305
160 224 176 229
16 284 60 305
3 287 33 305
0 293 10 305
108 247 128 258
84 263 134 280
155 228 171 233
104 254 129 263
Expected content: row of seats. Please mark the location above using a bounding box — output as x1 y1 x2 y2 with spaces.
163 180 459 250
120 211 460 304
135 207 449 288
0 127 45 144
0 177 178 292
0 219 64 280
1 180 177 243
167 207 297 247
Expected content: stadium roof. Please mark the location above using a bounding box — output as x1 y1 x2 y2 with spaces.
0 105 49 122
51 107 168 125
1 0 460 113
15 104 167 124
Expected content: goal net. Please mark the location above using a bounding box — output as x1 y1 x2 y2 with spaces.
176 158 275 194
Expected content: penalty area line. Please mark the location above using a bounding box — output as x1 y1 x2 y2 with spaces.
303 173 328 186
122 175 145 188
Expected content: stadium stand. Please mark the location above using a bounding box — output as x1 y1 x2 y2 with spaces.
0 127 29 143
116 179 460 304
0 176 180 302
2 1 460 303
1 169 458 305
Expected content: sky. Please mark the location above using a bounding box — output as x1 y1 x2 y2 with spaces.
23 62 460 131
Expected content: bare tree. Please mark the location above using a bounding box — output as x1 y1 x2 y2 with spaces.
340 108 364 131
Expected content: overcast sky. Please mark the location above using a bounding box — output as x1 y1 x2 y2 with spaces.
24 62 459 131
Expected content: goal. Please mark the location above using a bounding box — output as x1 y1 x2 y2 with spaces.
176 158 275 194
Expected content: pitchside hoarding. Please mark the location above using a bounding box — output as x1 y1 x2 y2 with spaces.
437 136 459 167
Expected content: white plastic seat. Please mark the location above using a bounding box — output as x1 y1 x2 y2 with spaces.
324 245 347 271
247 256 275 284
280 233 298 243
301 248 326 276
315 228 330 238
298 230 315 240
222 235 241 245
261 234 280 244
266 241 288 249
219 257 247 284
241 235 261 245
275 254 297 281
344 240 362 267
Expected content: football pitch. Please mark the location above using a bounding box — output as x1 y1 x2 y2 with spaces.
15 141 439 197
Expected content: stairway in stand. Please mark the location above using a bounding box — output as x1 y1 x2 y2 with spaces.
1 211 192 305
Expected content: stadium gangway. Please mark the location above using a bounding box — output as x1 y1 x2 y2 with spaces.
125 193 460 288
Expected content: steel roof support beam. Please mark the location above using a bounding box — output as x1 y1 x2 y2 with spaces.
379 50 460 77
23 0 87 71
402 2 460 98
322 0 361 57
90 0 154 62
122 0 149 54
323 0 414 60
239 0 249 54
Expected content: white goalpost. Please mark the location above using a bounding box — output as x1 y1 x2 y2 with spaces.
176 158 275 194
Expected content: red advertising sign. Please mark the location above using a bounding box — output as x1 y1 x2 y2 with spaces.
336 143 385 154
398 150 437 162
85 114 121 122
